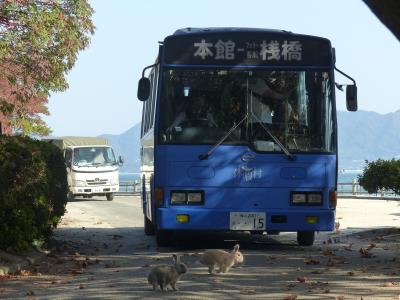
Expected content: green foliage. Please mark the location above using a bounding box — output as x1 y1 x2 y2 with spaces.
0 0 95 135
0 136 68 252
358 159 400 194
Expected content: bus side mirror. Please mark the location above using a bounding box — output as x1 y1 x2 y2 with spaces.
346 85 357 112
137 77 151 101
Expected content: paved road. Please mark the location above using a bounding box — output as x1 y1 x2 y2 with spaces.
1 196 400 299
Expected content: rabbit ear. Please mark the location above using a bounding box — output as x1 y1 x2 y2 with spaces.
233 244 240 252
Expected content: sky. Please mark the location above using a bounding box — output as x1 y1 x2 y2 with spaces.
43 0 400 137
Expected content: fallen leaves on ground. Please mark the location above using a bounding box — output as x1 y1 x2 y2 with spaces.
322 249 336 256
51 280 61 284
359 247 375 258
344 244 353 251
296 276 306 283
240 288 256 295
268 255 287 261
304 257 320 265
19 270 32 276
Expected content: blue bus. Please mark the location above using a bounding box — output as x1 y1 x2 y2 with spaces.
137 28 357 246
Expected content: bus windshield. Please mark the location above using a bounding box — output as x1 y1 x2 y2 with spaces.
73 147 117 167
159 69 335 153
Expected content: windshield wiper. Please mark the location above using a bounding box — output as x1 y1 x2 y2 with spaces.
254 117 295 161
199 112 295 161
199 115 248 160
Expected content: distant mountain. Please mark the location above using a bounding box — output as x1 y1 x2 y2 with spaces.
101 110 400 173
338 110 400 169
99 123 141 173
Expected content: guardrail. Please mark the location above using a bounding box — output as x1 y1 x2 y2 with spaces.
338 180 400 200
117 180 141 195
116 180 400 200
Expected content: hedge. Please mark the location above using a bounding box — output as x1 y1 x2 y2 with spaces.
0 136 68 251
358 159 400 195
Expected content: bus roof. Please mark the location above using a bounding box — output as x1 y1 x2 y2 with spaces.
172 27 289 35
169 27 328 42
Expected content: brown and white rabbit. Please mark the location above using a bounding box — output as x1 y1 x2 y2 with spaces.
199 244 244 274
147 254 188 291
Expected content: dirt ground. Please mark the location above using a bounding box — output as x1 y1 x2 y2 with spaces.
0 196 399 300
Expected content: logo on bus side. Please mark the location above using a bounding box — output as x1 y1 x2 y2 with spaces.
234 151 262 182
241 152 255 162
193 39 302 61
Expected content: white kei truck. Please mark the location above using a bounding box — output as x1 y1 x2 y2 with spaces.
46 136 123 201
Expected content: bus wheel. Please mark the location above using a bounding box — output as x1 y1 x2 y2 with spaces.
297 231 315 246
156 230 173 247
106 193 114 201
144 216 155 236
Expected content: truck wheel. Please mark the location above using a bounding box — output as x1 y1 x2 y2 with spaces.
67 192 75 201
156 230 173 247
106 193 114 201
297 231 315 246
144 216 155 236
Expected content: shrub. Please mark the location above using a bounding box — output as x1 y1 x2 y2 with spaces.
0 136 68 251
358 159 400 194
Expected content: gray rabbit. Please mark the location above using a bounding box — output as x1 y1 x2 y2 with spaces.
199 244 244 274
147 254 188 291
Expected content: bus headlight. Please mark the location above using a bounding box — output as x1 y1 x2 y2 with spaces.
308 193 322 205
171 192 186 204
170 191 204 205
291 193 307 204
291 192 323 205
187 192 203 204
73 180 86 187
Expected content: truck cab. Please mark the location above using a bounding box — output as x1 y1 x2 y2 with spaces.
64 145 121 201
45 137 122 201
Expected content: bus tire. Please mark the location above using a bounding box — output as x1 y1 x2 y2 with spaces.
297 231 315 246
106 193 114 201
156 230 173 247
144 216 155 236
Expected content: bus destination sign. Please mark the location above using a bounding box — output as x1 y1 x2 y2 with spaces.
193 39 302 61
164 34 332 67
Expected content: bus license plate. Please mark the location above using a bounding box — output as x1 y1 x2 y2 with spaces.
230 212 266 230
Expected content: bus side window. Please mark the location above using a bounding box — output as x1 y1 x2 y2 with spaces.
142 72 154 135
149 65 159 130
